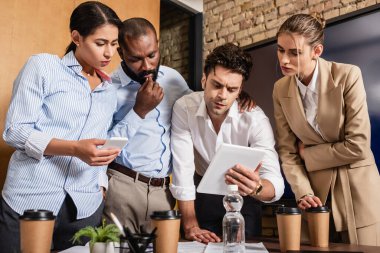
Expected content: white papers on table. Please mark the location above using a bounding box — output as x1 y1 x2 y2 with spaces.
178 241 206 253
204 242 269 253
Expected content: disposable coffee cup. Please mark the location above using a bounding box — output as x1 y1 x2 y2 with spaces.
150 210 181 253
306 206 330 247
20 209 55 253
276 207 301 253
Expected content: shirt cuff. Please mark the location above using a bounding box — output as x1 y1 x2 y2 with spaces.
169 184 196 201
25 131 54 160
121 109 144 130
260 175 285 203
98 167 109 190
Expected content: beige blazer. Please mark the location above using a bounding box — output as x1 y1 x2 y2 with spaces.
273 58 380 244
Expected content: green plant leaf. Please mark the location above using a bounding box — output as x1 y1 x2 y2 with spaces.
71 219 121 247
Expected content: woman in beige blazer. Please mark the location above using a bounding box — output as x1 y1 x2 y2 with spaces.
272 14 380 246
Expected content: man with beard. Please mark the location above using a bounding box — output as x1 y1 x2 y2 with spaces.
103 18 190 233
104 18 255 233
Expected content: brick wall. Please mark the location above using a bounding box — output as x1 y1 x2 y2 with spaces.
203 0 379 57
203 0 379 237
160 3 191 82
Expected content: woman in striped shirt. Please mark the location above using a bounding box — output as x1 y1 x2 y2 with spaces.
0 1 122 251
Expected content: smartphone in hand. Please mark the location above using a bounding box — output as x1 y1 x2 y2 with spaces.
100 137 128 150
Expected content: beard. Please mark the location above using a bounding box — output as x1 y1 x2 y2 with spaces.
121 60 160 85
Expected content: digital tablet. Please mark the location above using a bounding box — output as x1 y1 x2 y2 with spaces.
196 143 266 196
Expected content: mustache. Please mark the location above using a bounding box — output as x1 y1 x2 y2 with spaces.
137 69 157 79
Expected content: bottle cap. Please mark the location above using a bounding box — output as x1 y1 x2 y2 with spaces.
227 184 238 192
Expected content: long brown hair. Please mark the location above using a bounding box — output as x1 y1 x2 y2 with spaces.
276 13 325 47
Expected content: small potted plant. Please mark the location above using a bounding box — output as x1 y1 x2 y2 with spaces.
72 219 121 253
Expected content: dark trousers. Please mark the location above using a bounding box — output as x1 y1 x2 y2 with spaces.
0 195 104 252
194 173 262 239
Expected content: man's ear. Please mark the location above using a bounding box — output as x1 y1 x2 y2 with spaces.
201 73 206 90
71 30 81 47
313 44 324 59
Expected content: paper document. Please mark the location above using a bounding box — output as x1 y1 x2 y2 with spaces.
205 242 268 253
197 143 266 195
178 241 206 253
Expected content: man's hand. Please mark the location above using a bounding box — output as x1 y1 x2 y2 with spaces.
237 91 256 112
225 163 261 196
184 226 221 244
74 139 119 166
133 76 164 118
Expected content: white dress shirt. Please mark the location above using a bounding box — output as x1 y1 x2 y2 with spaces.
170 91 284 202
296 60 324 138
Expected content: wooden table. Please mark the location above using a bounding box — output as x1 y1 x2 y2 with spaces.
254 237 380 253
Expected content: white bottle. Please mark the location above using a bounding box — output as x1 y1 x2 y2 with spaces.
223 184 245 253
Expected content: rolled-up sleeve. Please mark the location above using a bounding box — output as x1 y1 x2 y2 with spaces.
250 114 285 203
3 55 54 160
170 99 197 201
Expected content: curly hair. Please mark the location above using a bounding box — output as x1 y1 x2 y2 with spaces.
204 43 253 81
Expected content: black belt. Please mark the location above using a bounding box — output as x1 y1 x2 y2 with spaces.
109 162 170 187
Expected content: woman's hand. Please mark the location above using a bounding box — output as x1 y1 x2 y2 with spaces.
298 141 305 160
75 139 120 166
237 91 256 112
297 194 322 210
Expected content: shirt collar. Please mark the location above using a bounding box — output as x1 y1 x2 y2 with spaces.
117 63 165 87
296 59 319 99
62 51 111 83
195 92 239 120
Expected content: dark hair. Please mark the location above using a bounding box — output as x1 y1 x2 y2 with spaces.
204 43 253 81
277 13 325 47
65 1 122 54
118 18 157 50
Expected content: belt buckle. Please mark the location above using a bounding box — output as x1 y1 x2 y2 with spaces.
148 177 165 187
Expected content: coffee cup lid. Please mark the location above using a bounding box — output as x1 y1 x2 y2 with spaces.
150 210 181 220
305 206 330 213
20 209 55 220
276 207 301 215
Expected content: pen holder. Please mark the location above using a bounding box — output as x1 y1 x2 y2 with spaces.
119 232 156 253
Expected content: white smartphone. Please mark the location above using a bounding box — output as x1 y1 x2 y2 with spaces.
100 137 128 150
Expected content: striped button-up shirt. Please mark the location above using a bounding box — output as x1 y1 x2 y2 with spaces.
2 52 117 219
109 65 191 177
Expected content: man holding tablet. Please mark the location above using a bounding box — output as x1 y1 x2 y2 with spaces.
170 43 284 243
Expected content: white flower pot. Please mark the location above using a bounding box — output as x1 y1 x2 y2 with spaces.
90 242 114 253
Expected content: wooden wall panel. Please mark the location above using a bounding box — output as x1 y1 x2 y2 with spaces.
0 0 160 189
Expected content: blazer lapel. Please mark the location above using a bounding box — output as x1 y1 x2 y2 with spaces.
316 58 342 142
280 76 324 144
